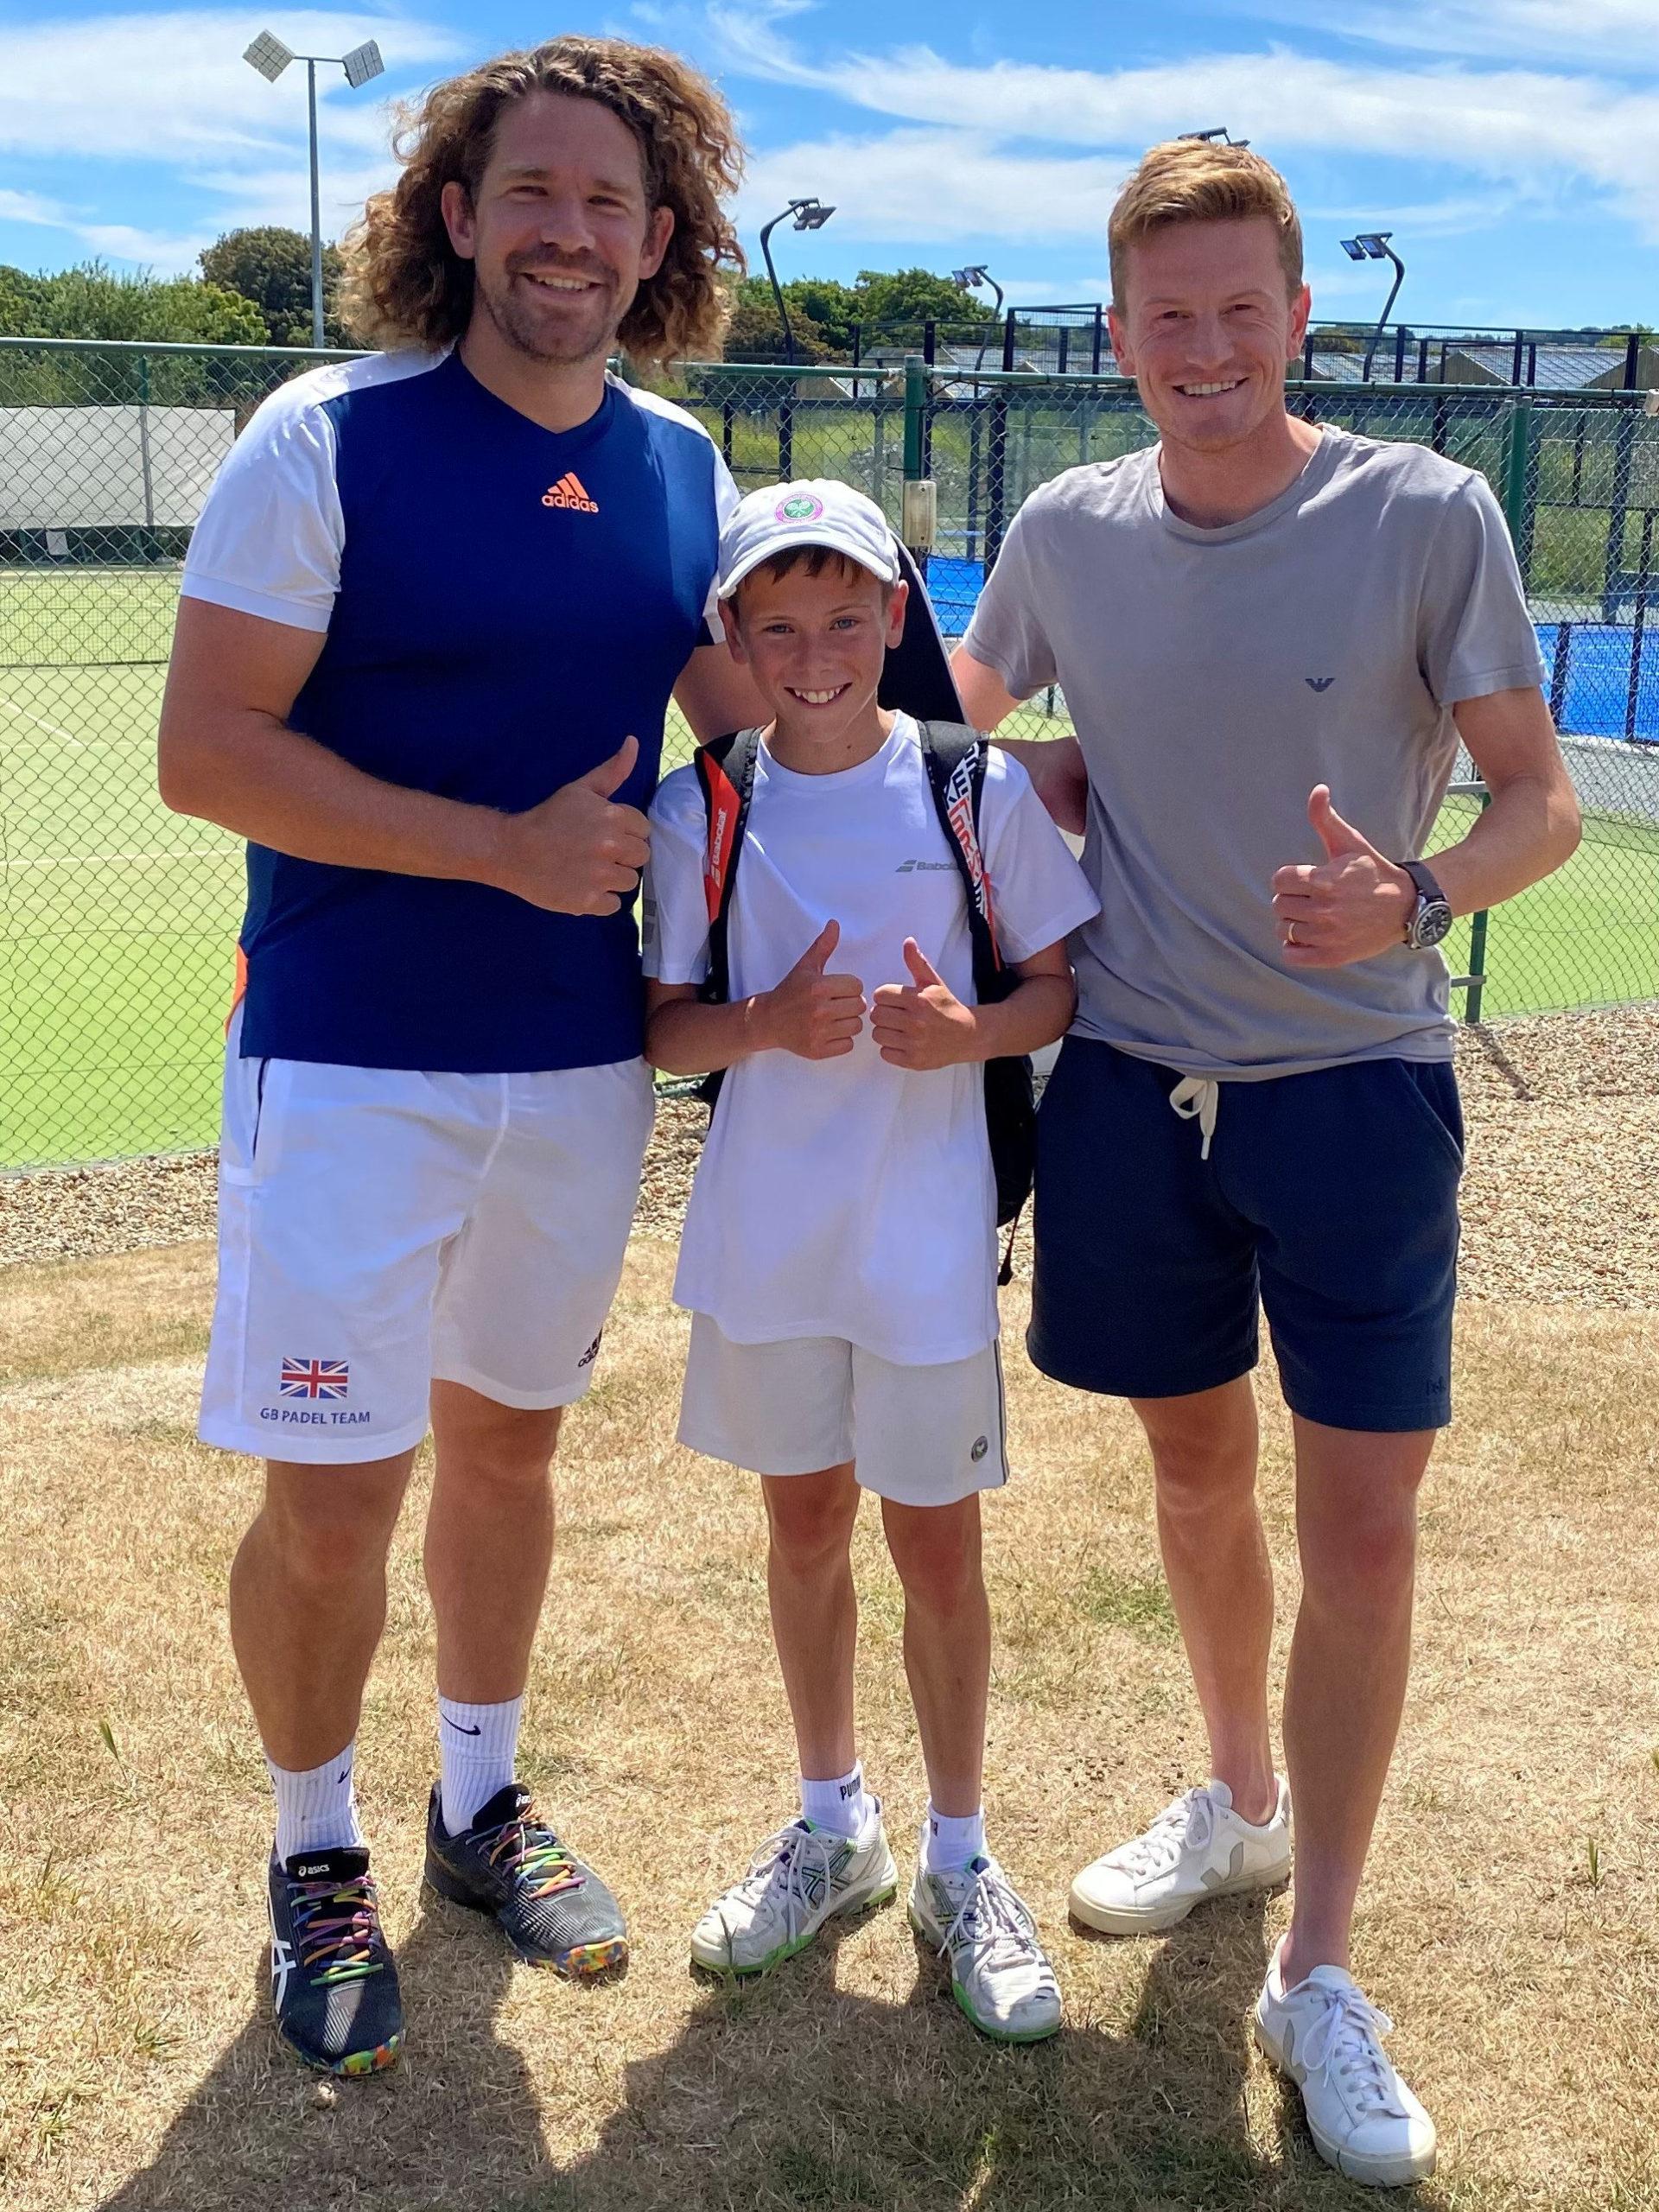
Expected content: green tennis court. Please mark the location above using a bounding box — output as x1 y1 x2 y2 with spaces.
3 568 1656 1171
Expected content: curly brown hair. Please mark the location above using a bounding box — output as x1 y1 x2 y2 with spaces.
339 36 744 366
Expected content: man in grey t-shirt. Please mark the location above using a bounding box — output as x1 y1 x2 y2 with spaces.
961 140 1579 2189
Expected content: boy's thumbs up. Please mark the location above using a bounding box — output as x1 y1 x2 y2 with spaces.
804 918 841 969
903 937 944 989
1307 783 1375 861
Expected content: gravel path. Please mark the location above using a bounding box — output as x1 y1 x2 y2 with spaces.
3 1006 1656 1306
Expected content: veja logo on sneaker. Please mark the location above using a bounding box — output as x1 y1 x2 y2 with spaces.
543 472 600 513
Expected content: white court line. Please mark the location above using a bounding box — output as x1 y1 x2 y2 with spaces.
4 849 233 871
0 691 86 750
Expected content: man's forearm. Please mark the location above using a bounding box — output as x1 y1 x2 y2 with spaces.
645 993 772 1076
964 974 1077 1062
161 708 507 887
1428 769 1581 918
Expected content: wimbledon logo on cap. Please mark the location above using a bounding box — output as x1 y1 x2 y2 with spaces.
776 493 823 522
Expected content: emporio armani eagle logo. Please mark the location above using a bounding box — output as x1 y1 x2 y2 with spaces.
1305 676 1337 693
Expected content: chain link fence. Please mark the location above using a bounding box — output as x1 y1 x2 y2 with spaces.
3 336 1656 1169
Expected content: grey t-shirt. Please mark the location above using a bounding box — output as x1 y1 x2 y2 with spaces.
963 428 1546 1079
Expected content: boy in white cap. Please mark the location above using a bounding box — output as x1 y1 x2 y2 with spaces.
641 481 1099 2040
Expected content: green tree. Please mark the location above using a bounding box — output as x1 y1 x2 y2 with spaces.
853 267 982 334
200 226 347 347
784 276 861 355
721 276 831 363
0 260 264 345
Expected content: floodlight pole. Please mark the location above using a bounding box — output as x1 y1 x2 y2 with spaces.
1362 241 1406 385
307 59 323 348
760 211 796 365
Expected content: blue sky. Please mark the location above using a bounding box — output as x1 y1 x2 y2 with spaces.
2 0 1657 330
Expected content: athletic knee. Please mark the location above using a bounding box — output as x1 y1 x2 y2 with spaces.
257 1491 396 1592
1138 1386 1259 1518
1301 1500 1417 1613
434 1395 561 1491
883 1502 983 1615
765 1478 858 1573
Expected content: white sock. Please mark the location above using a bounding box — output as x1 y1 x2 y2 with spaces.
923 1802 986 1872
438 1693 523 1836
801 1760 874 1840
267 1745 363 1866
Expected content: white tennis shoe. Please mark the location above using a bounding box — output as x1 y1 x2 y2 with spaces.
1254 1944 1437 2188
908 1848 1063 2043
1069 1777 1292 1934
690 1815 896 1975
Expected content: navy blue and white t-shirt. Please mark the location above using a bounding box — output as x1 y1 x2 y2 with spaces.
181 347 738 1071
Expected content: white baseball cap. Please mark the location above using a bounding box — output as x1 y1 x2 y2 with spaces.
717 479 901 600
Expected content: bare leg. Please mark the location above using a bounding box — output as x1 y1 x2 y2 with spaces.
1279 1416 1434 1984
424 1381 563 1704
761 1465 861 1780
880 1494 989 1818
1133 1377 1277 1822
230 1453 415 1770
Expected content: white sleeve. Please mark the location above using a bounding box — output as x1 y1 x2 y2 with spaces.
978 748 1101 963
180 388 343 633
701 449 742 641
641 766 714 984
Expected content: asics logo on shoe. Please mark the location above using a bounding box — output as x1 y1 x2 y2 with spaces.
543 472 600 514
291 1859 334 1878
270 1934 295 2005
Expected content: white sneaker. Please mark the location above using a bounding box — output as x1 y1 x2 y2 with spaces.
690 1815 897 1975
1254 1945 1437 2188
907 1848 1063 2044
1069 1777 1292 1935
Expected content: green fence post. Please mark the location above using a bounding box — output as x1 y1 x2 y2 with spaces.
1465 787 1494 1023
902 354 925 486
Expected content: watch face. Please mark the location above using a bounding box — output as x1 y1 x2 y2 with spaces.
1414 899 1454 949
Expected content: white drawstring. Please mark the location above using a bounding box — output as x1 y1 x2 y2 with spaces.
1169 1075 1220 1160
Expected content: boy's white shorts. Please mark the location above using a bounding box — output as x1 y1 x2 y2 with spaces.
200 1011 655 1464
678 1313 1008 1507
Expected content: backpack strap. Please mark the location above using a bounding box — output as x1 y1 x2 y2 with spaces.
691 727 763 1010
917 719 1006 1002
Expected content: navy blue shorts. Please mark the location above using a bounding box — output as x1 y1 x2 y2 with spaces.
1027 1039 1464 1433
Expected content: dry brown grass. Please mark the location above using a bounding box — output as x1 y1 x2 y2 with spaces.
1 1239 1656 2212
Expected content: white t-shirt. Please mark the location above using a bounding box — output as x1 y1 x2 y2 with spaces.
643 718 1101 1364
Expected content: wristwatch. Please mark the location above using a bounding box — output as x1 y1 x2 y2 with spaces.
1397 859 1453 950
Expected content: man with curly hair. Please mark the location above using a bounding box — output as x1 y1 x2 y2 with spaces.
159 36 760 2075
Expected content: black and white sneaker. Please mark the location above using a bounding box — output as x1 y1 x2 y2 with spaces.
266 1846 404 2075
423 1782 627 1975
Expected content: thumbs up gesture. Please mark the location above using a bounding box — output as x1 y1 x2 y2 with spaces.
1271 785 1417 967
758 919 868 1059
490 735 652 916
871 938 977 1069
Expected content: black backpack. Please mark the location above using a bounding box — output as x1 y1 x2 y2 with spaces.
690 720 1036 1263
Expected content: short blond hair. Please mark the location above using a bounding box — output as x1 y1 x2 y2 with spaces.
1109 140 1303 309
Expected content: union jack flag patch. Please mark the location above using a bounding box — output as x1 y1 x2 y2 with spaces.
280 1357 351 1402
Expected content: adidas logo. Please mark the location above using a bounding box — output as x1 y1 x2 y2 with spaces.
543 471 599 513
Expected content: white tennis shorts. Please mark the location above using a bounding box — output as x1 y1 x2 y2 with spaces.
200 1010 655 1464
678 1313 1009 1507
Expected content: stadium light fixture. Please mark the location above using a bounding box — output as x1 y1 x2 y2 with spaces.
1180 126 1250 147
1338 231 1406 383
244 30 387 349
953 264 1005 378
759 199 835 365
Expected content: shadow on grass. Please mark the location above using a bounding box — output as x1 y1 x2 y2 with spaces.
97 1886 1450 2212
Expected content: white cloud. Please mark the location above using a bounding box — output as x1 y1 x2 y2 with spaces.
0 11 461 164
0 10 462 270
740 130 1128 245
1262 0 1659 67
709 4 1659 239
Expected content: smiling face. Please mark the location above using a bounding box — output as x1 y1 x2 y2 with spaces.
1109 216 1312 461
441 89 674 367
722 553 908 766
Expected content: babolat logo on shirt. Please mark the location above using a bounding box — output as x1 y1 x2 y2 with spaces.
543 472 600 513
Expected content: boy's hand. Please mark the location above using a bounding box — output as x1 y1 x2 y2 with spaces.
757 919 867 1058
872 939 978 1069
